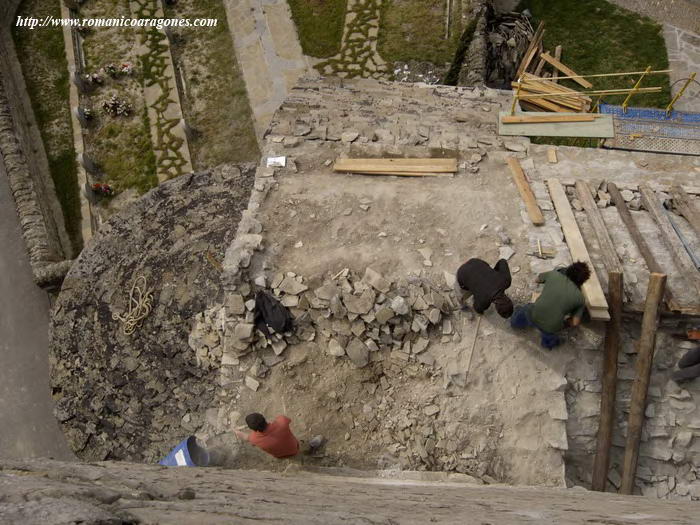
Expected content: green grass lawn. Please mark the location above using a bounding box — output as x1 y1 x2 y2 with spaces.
517 0 671 109
378 0 465 65
88 115 158 194
287 0 347 58
13 0 82 253
163 0 259 168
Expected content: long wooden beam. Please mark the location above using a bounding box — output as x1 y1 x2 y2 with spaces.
620 273 666 495
507 158 544 226
547 178 610 320
608 183 678 310
575 181 623 274
334 158 457 173
592 271 623 492
671 185 700 235
515 22 545 80
539 52 593 88
502 114 596 124
639 184 700 295
527 68 672 82
517 87 662 99
552 45 562 84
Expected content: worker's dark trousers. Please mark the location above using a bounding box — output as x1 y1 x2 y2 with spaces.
510 304 561 349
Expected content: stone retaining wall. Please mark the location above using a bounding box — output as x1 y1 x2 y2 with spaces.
0 0 74 287
458 1 489 87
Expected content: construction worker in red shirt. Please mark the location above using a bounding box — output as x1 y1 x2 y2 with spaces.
233 413 300 459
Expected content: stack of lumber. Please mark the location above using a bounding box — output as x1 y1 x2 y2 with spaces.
512 73 592 113
333 158 457 177
514 22 594 113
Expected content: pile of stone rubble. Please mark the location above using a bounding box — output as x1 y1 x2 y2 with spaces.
485 11 535 88
206 267 468 388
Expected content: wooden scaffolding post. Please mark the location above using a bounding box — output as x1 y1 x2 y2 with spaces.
608 183 676 308
622 66 651 114
511 80 523 116
591 271 623 492
639 184 700 295
619 272 667 495
666 72 697 116
575 181 622 274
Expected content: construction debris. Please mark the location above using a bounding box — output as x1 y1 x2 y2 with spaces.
219 268 463 380
486 12 536 88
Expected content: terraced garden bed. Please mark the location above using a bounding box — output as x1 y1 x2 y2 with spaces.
163 0 259 168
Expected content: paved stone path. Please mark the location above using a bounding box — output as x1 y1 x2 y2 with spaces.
316 0 390 79
131 0 192 183
0 162 74 461
222 0 311 138
609 0 700 34
664 24 700 112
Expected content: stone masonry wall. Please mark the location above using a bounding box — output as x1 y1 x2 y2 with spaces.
0 0 74 287
458 1 489 87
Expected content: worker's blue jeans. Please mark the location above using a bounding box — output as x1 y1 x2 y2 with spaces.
510 304 561 349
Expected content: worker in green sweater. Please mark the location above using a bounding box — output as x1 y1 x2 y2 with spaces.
510 261 590 349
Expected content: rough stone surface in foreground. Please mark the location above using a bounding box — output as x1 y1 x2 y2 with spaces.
49 166 254 462
0 458 696 525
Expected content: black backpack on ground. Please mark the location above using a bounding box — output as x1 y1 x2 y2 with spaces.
254 291 294 336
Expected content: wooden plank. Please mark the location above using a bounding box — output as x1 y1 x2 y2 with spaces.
591 271 623 492
552 45 562 83
336 158 458 166
540 52 593 88
671 185 700 235
334 159 457 173
501 114 596 124
507 158 544 226
620 273 666 495
515 22 545 79
334 158 457 168
498 112 614 138
608 183 678 310
547 148 558 164
639 184 700 295
575 181 623 273
335 171 453 178
517 95 571 113
533 55 546 77
547 178 610 319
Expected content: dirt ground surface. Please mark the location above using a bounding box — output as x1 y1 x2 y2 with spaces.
229 161 569 486
189 77 700 498
191 80 569 486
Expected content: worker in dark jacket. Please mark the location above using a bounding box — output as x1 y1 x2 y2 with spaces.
454 258 513 318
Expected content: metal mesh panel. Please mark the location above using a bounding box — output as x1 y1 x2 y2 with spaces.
599 104 700 155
